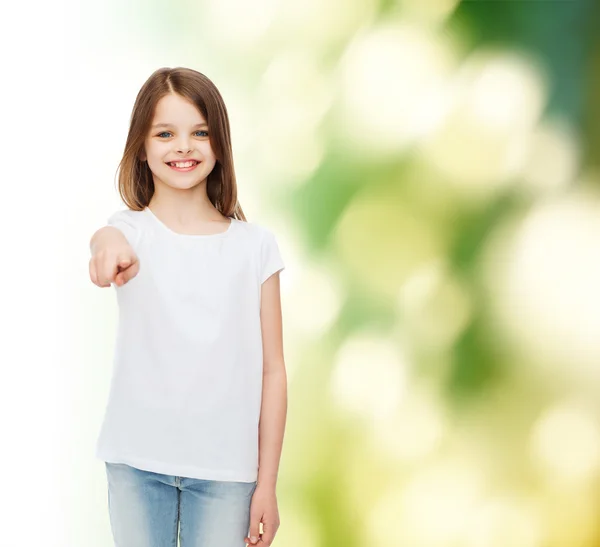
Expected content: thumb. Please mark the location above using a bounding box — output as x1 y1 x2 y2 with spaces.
117 256 132 269
115 261 139 286
247 513 262 544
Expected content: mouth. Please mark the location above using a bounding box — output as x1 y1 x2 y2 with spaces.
166 160 200 172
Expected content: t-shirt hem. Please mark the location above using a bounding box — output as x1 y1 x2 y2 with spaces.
95 450 257 483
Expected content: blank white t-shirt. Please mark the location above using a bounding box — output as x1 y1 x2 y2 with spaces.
94 206 285 482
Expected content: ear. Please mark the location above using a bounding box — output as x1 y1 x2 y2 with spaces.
139 151 146 162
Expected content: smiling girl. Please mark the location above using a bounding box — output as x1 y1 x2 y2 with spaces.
88 67 287 547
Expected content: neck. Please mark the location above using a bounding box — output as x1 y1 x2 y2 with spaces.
148 179 224 223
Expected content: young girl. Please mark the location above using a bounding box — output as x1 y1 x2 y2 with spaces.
89 67 287 547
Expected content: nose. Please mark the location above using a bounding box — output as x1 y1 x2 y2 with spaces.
175 136 192 154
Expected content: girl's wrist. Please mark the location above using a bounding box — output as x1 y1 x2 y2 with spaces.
256 478 277 492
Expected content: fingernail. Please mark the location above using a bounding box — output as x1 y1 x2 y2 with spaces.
251 536 258 543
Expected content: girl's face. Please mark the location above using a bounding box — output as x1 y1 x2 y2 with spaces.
142 93 217 191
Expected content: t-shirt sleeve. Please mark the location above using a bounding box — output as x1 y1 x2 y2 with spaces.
107 209 141 251
260 228 285 285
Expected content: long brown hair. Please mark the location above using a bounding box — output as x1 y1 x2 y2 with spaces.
115 67 247 221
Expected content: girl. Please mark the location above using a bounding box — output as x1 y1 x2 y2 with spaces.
89 67 287 547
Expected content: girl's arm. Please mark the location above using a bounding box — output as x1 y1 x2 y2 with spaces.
245 271 286 545
256 271 288 491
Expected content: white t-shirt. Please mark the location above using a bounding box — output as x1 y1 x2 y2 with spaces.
94 206 285 482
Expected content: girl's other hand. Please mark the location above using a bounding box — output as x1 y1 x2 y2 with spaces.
244 484 280 546
89 245 140 288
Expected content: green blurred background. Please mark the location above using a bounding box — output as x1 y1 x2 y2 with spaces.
72 1 600 546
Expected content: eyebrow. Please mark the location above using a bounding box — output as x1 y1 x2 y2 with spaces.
151 122 208 129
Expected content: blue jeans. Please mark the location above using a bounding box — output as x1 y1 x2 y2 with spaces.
105 462 257 547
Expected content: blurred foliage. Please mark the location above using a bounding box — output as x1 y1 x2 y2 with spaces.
270 2 600 546
451 1 595 127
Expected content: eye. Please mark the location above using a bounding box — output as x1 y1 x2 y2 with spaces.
156 130 208 138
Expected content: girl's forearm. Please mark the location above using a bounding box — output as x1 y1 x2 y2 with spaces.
256 368 288 491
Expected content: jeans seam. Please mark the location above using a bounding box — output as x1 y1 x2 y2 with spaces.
175 485 181 547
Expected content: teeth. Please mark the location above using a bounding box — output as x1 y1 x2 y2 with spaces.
170 161 197 168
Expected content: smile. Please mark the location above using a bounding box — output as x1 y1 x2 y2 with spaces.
166 161 199 172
